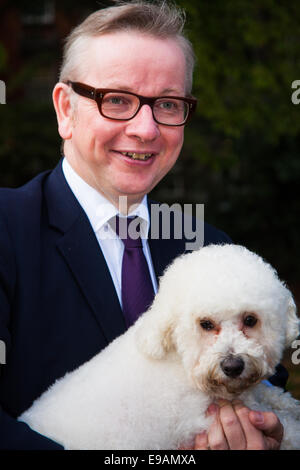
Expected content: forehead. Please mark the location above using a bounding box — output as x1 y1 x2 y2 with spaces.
77 32 187 94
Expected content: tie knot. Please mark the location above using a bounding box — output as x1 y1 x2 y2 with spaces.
114 215 142 248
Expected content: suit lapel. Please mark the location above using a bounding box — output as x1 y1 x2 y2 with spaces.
44 162 126 344
148 235 186 281
148 200 187 280
44 165 188 341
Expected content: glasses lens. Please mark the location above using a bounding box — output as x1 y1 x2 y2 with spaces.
101 92 139 119
154 98 189 125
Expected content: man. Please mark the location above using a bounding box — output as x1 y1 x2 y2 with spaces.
0 1 284 449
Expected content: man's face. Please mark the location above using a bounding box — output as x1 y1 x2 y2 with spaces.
56 32 187 208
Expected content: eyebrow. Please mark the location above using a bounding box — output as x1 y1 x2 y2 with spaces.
100 84 184 96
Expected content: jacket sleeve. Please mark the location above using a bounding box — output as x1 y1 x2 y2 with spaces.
268 364 289 390
0 411 64 449
0 214 63 450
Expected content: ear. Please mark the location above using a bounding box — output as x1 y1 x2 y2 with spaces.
52 83 74 140
134 297 176 360
285 294 300 347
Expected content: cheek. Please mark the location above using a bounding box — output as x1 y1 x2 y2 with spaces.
170 128 184 155
197 331 219 355
162 125 183 147
159 129 184 171
73 106 120 149
91 122 119 149
241 325 261 341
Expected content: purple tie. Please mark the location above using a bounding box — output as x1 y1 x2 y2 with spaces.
115 216 155 328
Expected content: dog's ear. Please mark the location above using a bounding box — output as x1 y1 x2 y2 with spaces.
134 299 176 359
285 294 300 348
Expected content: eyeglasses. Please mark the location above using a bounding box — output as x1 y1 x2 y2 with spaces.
64 80 197 126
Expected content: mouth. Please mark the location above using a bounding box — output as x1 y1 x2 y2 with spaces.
205 365 263 398
193 356 264 399
116 151 156 162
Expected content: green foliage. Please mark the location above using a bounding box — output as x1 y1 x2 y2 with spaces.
0 0 299 281
0 102 60 187
152 0 300 281
0 42 7 72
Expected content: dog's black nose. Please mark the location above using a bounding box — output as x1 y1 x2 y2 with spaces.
221 355 244 378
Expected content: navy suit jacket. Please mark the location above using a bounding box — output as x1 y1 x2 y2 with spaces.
0 161 286 449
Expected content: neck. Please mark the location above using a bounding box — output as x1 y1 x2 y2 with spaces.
115 195 145 215
64 154 146 215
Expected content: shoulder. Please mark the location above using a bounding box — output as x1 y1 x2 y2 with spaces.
203 221 232 246
148 199 232 247
0 169 52 223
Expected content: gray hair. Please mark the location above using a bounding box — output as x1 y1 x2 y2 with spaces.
59 1 195 94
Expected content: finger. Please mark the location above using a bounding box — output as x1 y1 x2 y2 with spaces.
248 410 283 450
217 399 246 450
177 444 194 450
207 402 229 450
194 432 209 450
233 400 266 450
249 410 283 437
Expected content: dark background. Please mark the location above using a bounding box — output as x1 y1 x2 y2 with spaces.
1 0 300 395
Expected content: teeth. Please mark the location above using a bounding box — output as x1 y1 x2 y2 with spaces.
121 152 153 161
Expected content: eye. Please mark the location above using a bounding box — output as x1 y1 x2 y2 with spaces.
200 320 215 331
102 93 133 109
159 100 176 109
243 315 258 328
106 96 129 105
156 99 180 113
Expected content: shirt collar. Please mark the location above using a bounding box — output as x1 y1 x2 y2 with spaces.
62 158 150 238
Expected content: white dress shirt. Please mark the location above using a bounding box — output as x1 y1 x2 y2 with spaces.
62 158 158 308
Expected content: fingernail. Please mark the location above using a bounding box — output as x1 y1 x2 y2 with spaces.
232 399 243 406
216 398 228 407
195 432 208 449
253 411 264 424
207 403 218 414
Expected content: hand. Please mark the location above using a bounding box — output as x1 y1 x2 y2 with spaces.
192 399 284 450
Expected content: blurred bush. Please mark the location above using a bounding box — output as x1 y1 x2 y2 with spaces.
0 0 300 284
152 0 300 284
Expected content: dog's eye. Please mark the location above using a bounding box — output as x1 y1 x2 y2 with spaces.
243 315 257 327
200 320 215 331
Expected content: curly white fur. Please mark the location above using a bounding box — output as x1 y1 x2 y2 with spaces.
19 244 300 449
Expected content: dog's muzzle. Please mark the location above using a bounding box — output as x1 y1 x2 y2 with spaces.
194 353 263 399
220 355 244 378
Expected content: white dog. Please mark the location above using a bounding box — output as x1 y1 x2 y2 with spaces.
19 244 300 449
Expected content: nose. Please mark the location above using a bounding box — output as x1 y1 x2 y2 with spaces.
125 104 160 142
221 355 244 378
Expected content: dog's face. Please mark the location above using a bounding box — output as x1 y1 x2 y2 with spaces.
175 309 273 399
136 245 299 400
